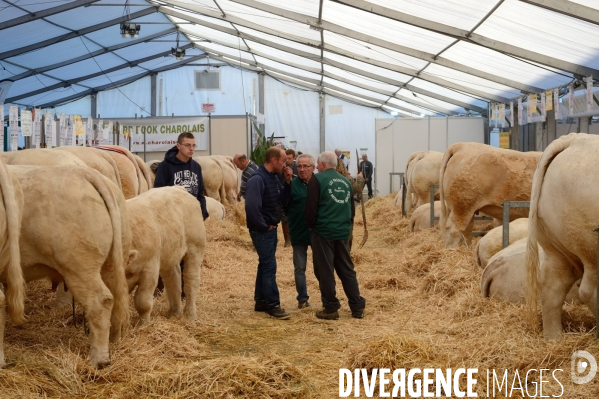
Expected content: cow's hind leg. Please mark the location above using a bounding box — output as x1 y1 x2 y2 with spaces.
182 250 203 321
444 210 474 247
577 262 597 318
64 275 114 368
539 250 579 339
0 289 6 368
134 260 160 325
162 263 183 318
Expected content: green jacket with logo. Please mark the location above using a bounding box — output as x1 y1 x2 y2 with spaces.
305 168 353 240
286 177 311 246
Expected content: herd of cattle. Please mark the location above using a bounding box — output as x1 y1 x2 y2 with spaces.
0 146 238 368
0 133 597 369
398 133 598 339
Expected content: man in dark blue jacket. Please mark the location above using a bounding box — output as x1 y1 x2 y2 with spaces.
246 147 292 319
154 132 209 220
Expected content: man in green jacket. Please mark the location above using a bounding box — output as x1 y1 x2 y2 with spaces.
305 151 366 320
285 154 316 309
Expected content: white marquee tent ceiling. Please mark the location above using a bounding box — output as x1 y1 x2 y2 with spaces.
1 0 599 117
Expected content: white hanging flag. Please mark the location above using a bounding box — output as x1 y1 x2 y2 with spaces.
107 121 113 145
587 76 593 112
20 110 32 137
526 96 533 122
540 92 546 122
518 97 523 126
0 104 4 152
68 115 75 146
509 101 514 127
59 114 66 147
553 88 560 120
9 105 18 151
44 111 53 148
569 85 574 116
87 116 93 146
33 108 41 148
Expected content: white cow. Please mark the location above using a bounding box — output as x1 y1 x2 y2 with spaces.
410 201 440 232
205 196 226 220
125 186 206 323
5 165 133 368
405 151 443 211
526 133 599 339
482 238 580 304
475 218 529 269
0 158 25 368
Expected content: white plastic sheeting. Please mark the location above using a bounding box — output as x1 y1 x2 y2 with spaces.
2 0 599 116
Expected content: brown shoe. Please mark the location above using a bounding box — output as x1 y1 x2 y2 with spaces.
298 300 310 309
316 309 339 320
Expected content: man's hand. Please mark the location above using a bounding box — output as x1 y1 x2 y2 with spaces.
365 178 369 182
268 225 277 231
284 166 293 183
237 192 242 202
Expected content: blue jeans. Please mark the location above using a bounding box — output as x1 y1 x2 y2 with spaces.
249 229 280 309
292 244 310 302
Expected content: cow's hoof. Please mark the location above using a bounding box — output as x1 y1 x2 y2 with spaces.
95 359 111 369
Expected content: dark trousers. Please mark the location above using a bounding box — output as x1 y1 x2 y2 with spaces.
365 179 373 198
292 244 310 302
249 229 281 309
311 231 365 313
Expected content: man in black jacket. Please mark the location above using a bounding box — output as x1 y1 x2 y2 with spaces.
246 147 292 319
359 153 374 199
154 132 209 220
153 132 209 296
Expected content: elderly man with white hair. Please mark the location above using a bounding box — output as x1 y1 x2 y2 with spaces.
305 151 366 320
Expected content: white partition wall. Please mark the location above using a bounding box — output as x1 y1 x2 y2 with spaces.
376 117 486 196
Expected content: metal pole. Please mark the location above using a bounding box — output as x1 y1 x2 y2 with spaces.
502 202 510 249
430 184 435 228
401 182 407 217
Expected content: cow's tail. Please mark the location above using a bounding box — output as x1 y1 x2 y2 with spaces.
0 160 25 324
133 154 153 191
107 146 146 195
404 152 421 212
474 239 483 269
480 258 499 299
438 146 455 235
98 150 123 192
215 160 228 205
525 135 574 327
84 169 130 337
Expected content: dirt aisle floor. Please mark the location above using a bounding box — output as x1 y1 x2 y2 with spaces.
2 193 598 398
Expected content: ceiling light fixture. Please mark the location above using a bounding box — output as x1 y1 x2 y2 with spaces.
171 31 186 60
120 0 140 38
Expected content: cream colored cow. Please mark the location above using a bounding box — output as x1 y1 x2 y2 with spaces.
526 133 599 339
6 165 132 368
205 196 226 220
1 148 87 167
95 145 151 198
475 218 529 269
439 143 541 247
125 186 206 323
402 151 425 213
482 238 580 304
405 151 443 211
194 156 225 203
56 146 122 191
210 155 238 205
0 158 25 368
409 201 440 232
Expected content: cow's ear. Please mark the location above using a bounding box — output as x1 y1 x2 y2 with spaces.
127 250 139 265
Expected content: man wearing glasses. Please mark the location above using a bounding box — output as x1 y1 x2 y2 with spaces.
284 154 315 309
154 132 209 220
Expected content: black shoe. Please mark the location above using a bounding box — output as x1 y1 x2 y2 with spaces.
352 310 364 319
254 302 268 312
268 306 290 320
298 300 310 309
316 309 339 320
